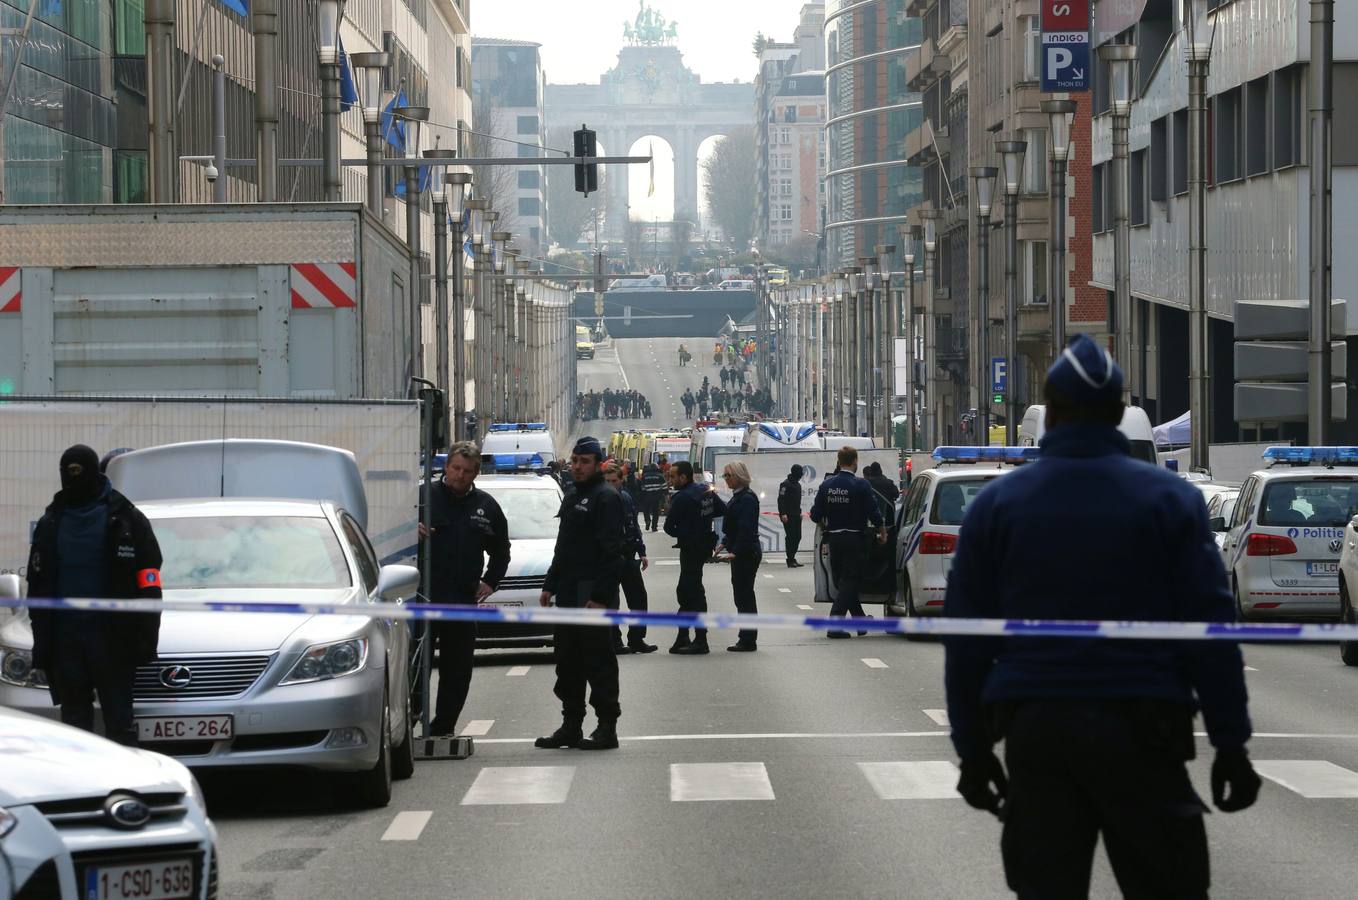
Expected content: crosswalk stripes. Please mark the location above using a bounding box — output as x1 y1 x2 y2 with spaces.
671 762 775 802
859 762 960 800
922 709 950 727
1254 760 1358 798
381 810 433 841
461 766 575 805
459 719 494 737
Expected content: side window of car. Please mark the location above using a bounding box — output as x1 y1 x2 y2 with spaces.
1231 479 1256 530
340 515 380 592
903 477 929 525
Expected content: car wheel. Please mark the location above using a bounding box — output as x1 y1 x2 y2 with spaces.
1340 580 1358 667
391 690 416 781
901 578 928 643
347 690 393 808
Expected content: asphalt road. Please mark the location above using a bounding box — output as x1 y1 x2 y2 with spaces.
207 339 1358 900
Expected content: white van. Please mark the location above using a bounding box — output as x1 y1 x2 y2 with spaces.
1019 404 1157 465
690 425 748 482
819 432 876 451
742 421 822 452
717 279 755 291
608 274 667 292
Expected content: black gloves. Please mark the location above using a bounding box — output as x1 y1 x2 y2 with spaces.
1211 746 1262 813
957 751 1008 817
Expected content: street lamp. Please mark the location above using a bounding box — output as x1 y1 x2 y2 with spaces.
875 243 897 446
844 266 862 436
395 106 428 385
424 148 456 435
971 166 998 445
1184 0 1213 466
996 139 1027 446
859 256 878 438
1101 43 1138 405
317 0 347 201
921 210 940 449
1043 100 1076 359
446 172 472 439
350 51 389 218
901 228 918 450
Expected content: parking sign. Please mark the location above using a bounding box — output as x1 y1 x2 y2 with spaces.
992 357 1007 395
1040 0 1091 93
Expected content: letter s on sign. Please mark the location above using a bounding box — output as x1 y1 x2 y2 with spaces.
1052 3 1072 15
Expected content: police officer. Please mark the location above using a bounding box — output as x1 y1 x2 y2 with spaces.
716 461 761 652
536 437 626 751
603 461 658 654
663 460 726 654
28 445 163 745
810 446 884 638
943 335 1259 898
639 460 667 531
421 441 510 737
777 464 805 568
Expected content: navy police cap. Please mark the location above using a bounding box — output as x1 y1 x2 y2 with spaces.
1046 334 1123 403
572 435 605 460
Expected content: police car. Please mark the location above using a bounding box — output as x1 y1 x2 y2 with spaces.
479 423 557 474
1218 447 1358 621
887 447 1037 626
474 473 563 648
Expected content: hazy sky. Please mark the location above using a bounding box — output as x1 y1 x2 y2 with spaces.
473 0 812 86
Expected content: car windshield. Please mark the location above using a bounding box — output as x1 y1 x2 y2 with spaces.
929 480 992 526
153 515 351 590
1258 479 1358 527
479 485 562 540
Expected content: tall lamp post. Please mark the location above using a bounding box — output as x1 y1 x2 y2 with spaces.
1185 0 1214 467
1042 100 1076 358
396 106 428 384
316 0 346 202
424 149 455 420
921 210 940 448
845 266 863 436
875 243 897 447
446 172 472 439
901 229 918 450
1101 43 1138 404
859 256 879 438
1308 0 1335 442
466 199 487 432
997 139 1027 446
971 166 998 445
350 51 389 218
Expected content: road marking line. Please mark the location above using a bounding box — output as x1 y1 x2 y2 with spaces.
797 604 814 610
671 762 775 802
462 766 575 805
922 709 950 727
381 810 433 841
506 666 531 677
655 559 681 566
1255 760 1358 798
1244 666 1259 671
861 658 889 669
763 574 774 579
778 587 792 593
859 761 961 800
464 730 1358 745
459 719 494 737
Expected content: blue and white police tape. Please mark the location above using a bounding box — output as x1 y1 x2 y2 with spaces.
1 595 1356 642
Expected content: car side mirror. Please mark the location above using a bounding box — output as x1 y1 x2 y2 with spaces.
0 573 19 599
1209 516 1227 533
375 564 420 602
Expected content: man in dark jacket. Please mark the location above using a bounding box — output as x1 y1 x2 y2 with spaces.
420 441 510 737
639 461 667 531
663 461 726 654
777 464 805 567
536 437 627 751
863 461 900 519
943 335 1259 898
810 447 885 638
28 444 163 746
604 462 658 654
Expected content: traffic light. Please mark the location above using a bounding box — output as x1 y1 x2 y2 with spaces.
574 125 598 197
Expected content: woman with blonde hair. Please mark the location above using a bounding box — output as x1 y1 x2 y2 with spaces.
717 460 762 651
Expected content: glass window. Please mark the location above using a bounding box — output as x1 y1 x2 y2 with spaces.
114 150 147 203
1173 109 1189 195
518 196 539 216
1232 478 1256 529
1131 149 1148 225
516 114 539 135
115 0 147 54
929 480 989 526
1259 480 1358 527
1024 240 1048 305
340 515 380 592
1022 17 1041 82
152 516 352 591
477 486 562 540
1022 128 1047 194
517 169 539 189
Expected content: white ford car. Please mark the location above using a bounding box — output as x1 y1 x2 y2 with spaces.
0 705 218 900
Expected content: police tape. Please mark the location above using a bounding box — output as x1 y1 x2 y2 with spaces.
1 595 1356 642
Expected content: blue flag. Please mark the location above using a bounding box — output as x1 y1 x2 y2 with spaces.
338 39 359 113
221 0 248 15
380 89 408 153
394 165 432 198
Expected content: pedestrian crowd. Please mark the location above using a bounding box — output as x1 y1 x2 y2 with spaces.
680 378 774 421
576 389 652 421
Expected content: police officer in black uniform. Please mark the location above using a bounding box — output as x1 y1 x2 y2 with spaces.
663 461 726 654
810 446 884 638
777 464 805 567
944 335 1260 898
603 460 658 655
536 437 626 751
421 441 510 737
639 461 667 531
28 445 163 745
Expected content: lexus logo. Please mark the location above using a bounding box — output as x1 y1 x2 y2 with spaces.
158 665 193 689
105 794 151 829
1331 539 1344 554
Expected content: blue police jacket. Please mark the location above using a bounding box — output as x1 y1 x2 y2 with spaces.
664 481 727 548
721 487 762 558
619 488 647 560
942 424 1252 761
809 470 883 533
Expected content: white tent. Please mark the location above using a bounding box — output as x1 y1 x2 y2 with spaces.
1154 410 1191 447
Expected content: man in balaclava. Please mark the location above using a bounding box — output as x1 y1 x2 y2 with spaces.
27 444 164 745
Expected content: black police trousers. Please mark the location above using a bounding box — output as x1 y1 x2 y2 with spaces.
433 621 477 727
611 559 649 646
1000 699 1209 900
782 517 802 562
730 552 761 646
552 622 620 723
826 532 868 618
53 630 139 746
641 498 661 531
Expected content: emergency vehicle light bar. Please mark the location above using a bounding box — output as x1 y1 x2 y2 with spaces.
1261 446 1358 466
487 423 549 433
933 446 1040 464
484 452 548 472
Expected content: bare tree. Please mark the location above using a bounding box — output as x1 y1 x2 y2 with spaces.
468 95 521 237
702 127 757 252
546 126 605 249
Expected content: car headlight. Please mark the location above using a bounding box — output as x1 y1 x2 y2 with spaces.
0 806 16 839
279 638 369 685
0 645 47 689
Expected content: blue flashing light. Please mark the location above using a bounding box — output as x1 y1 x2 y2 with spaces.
487 422 549 433
794 424 818 442
932 446 1040 464
1262 446 1358 465
487 451 550 473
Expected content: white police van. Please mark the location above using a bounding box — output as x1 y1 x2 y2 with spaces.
479 423 556 473
888 447 1037 629
1218 447 1358 621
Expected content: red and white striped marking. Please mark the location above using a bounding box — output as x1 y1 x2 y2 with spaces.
290 262 357 309
0 267 20 313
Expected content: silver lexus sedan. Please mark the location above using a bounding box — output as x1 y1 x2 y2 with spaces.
0 498 419 809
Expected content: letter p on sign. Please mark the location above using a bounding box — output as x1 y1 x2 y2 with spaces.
1047 47 1073 81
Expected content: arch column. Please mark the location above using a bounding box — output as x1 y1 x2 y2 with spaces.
606 127 632 245
672 125 699 224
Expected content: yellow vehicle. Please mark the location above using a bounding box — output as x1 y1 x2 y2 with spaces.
642 431 690 469
609 431 630 459
766 266 790 287
575 324 594 360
